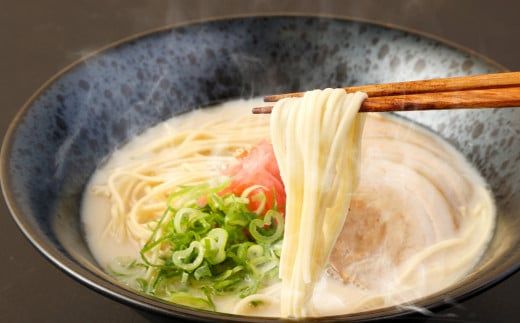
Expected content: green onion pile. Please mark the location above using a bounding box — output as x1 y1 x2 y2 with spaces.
109 182 284 311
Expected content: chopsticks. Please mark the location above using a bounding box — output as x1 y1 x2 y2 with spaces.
252 72 520 114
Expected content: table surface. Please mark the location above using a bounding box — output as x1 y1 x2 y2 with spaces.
1 1 518 322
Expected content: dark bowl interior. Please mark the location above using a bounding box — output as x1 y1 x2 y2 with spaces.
1 16 519 322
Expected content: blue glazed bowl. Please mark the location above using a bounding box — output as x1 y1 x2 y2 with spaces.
1 15 519 321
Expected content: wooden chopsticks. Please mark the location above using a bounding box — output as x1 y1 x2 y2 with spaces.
253 72 520 114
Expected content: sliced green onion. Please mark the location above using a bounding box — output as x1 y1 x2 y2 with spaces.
181 272 189 285
207 192 225 211
135 278 148 291
194 263 212 280
215 265 244 281
247 244 264 260
189 213 211 235
169 292 215 311
249 210 284 244
272 239 283 257
248 256 278 277
224 194 249 206
202 228 228 265
140 209 171 266
241 185 268 215
174 208 198 233
228 242 254 264
251 191 267 215
172 241 205 271
249 299 264 307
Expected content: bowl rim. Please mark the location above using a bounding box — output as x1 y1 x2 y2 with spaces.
1 12 517 322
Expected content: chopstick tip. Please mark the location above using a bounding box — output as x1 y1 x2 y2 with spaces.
263 95 277 102
252 106 274 114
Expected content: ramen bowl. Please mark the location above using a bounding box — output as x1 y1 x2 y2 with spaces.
1 16 519 321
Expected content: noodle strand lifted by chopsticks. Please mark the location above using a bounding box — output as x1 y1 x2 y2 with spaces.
271 89 367 318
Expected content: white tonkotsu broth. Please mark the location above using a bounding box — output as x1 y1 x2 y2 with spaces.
82 97 495 317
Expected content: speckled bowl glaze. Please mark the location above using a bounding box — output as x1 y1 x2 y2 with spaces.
1 16 519 322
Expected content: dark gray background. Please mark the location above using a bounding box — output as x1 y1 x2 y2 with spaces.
1 1 518 322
